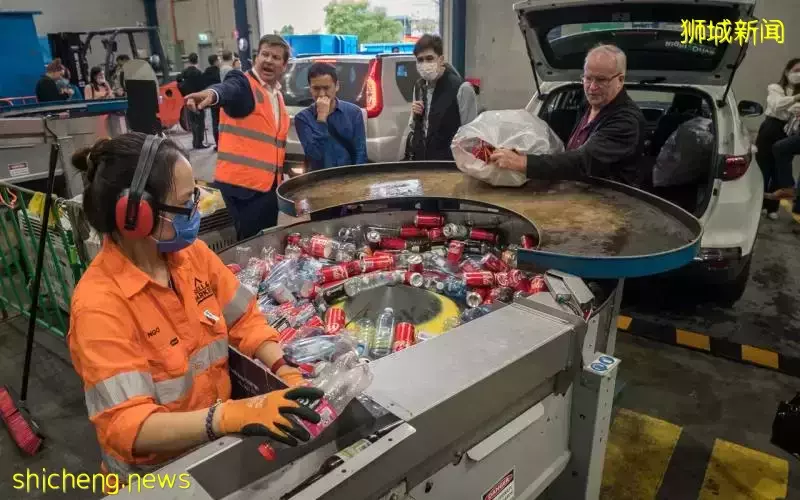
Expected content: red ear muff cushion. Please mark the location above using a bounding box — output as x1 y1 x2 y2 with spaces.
115 194 155 239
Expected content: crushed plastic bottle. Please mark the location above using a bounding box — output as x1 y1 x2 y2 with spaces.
302 355 373 438
370 307 395 359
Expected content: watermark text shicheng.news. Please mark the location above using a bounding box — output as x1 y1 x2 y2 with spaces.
13 468 192 495
680 19 784 45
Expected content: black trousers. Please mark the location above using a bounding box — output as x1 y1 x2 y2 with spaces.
214 181 279 241
210 108 220 145
755 116 788 213
189 110 205 148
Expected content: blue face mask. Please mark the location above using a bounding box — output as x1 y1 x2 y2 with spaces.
154 200 201 253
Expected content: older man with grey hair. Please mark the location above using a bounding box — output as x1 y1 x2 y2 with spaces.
491 44 645 185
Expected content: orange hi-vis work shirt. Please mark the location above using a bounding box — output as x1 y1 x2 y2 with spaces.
67 238 278 480
215 71 290 192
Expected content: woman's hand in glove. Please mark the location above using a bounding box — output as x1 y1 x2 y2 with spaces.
490 148 527 173
216 387 324 445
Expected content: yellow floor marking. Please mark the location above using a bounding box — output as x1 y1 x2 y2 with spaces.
699 439 788 500
676 328 711 351
741 345 780 369
600 409 682 500
617 315 632 331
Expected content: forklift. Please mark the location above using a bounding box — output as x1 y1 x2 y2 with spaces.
47 27 185 130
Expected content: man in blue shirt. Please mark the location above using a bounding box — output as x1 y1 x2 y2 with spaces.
294 63 368 170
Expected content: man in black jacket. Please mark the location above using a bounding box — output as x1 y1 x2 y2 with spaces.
179 53 210 149
203 54 222 149
405 34 478 161
492 44 645 186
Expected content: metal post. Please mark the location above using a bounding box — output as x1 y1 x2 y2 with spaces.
234 0 252 71
451 0 466 77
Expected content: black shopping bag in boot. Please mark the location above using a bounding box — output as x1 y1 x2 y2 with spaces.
771 393 800 456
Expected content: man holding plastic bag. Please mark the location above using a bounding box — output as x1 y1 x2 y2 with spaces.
464 45 644 186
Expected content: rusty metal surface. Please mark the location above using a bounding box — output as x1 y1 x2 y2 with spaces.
277 162 700 259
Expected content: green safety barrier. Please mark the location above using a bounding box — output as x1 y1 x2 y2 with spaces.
0 182 90 339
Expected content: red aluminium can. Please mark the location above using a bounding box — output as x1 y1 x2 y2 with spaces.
529 275 548 294
400 226 429 239
393 323 416 352
279 327 299 344
463 271 495 287
406 253 424 273
427 227 446 242
318 265 348 284
447 240 465 264
345 261 363 277
414 211 445 228
459 259 481 273
494 272 510 287
379 237 407 251
286 233 302 246
521 234 538 249
304 315 324 328
324 307 346 334
362 254 395 272
480 253 508 273
469 228 498 244
404 271 424 287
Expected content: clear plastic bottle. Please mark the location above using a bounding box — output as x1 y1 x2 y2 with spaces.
370 307 396 359
344 272 397 297
353 318 375 357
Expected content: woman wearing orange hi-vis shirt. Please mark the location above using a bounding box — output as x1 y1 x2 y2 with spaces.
67 133 323 483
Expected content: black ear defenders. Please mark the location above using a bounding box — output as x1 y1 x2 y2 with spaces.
114 135 165 239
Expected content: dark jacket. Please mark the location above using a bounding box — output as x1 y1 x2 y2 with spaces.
177 66 206 96
408 65 463 161
203 65 221 89
35 75 68 103
527 89 645 185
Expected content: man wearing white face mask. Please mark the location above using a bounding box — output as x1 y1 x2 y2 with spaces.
405 34 478 161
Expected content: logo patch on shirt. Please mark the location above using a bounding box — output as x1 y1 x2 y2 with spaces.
170 337 180 347
194 278 214 304
146 327 160 338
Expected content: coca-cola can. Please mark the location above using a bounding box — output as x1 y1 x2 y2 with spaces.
463 271 495 287
309 235 332 259
324 307 346 334
279 327 298 344
318 282 347 305
466 288 489 308
366 230 383 244
447 240 465 265
481 253 509 273
529 275 548 294
392 323 416 352
380 237 407 251
304 315 324 328
345 261 363 276
400 226 428 239
286 233 302 246
508 269 525 287
318 264 348 284
362 254 395 272
443 223 469 239
521 234 538 249
404 272 424 287
372 251 395 258
459 259 481 273
514 278 531 293
414 211 445 228
494 272 510 287
463 240 490 255
406 253 424 273
490 287 515 303
427 227 446 242
469 228 498 244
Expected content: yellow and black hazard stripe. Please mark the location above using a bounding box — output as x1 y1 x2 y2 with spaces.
617 315 800 377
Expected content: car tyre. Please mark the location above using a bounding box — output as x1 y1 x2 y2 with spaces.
179 106 191 132
712 257 752 307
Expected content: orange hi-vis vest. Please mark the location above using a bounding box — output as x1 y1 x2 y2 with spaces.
215 71 290 192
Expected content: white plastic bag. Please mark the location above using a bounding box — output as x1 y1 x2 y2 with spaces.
451 109 564 187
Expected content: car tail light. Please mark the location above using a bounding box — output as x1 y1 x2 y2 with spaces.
364 59 383 118
696 247 742 269
722 153 750 181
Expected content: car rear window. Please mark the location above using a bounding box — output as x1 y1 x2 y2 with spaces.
527 4 744 73
282 59 370 107
394 61 420 102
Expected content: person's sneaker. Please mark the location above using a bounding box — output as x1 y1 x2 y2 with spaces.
768 212 779 220
762 208 768 216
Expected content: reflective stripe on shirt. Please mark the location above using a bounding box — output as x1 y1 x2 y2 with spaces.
85 371 156 418
219 124 287 147
223 284 254 327
154 338 229 405
216 152 279 172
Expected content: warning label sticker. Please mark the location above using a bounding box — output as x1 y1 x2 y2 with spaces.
8 162 29 178
482 469 514 500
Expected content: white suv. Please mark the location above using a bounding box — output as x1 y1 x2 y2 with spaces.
516 0 763 305
281 53 421 172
